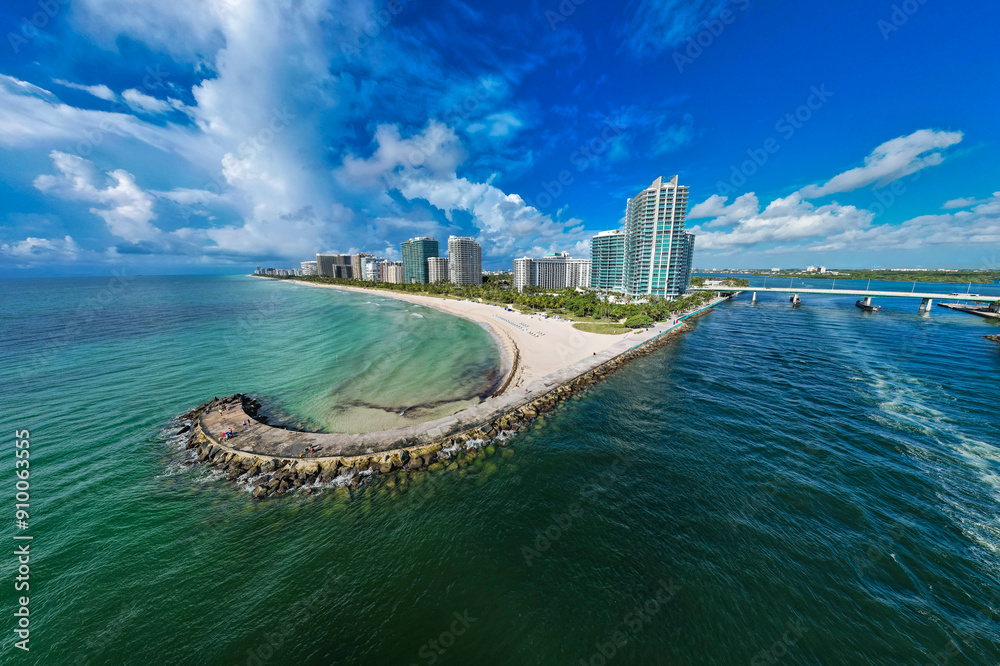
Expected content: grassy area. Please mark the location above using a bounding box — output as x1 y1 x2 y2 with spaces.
572 322 629 335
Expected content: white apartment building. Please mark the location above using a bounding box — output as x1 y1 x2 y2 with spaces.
427 256 450 283
447 236 482 285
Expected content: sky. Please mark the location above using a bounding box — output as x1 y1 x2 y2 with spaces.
0 0 998 276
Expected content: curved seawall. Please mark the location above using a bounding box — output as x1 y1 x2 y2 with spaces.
182 298 729 497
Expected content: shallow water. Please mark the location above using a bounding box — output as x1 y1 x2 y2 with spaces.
1 274 998 664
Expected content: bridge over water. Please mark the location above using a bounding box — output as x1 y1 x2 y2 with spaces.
691 283 998 313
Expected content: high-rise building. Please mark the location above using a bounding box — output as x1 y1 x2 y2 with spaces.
566 258 591 289
362 256 383 281
447 236 482 286
678 233 695 293
590 229 625 292
316 253 353 278
352 253 375 280
427 256 449 283
300 261 318 276
513 252 588 292
622 175 691 298
400 237 439 284
381 261 404 284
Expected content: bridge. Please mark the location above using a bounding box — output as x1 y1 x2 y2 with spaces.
691 284 998 313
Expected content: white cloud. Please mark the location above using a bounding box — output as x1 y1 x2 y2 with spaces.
121 88 172 114
807 194 1000 252
799 129 963 198
688 192 873 252
52 79 116 101
0 73 207 158
942 196 983 210
0 236 81 264
688 192 758 227
687 131 986 257
34 151 159 243
339 122 587 256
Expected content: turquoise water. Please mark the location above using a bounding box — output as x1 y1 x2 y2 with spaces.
1 275 999 664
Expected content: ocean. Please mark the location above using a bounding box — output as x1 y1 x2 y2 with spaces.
0 274 998 664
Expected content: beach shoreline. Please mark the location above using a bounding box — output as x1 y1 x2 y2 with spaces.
263 276 674 396
178 277 735 497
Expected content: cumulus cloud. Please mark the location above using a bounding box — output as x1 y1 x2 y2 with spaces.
339 121 587 256
0 236 81 265
688 131 981 256
942 196 984 210
53 79 116 101
808 193 1000 252
799 129 963 198
688 192 758 227
34 151 159 243
688 192 873 251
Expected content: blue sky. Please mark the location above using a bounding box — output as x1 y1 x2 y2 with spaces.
1 0 998 275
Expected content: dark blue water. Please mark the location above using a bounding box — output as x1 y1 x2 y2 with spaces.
0 275 998 664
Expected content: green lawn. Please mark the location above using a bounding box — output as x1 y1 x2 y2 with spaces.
572 322 629 335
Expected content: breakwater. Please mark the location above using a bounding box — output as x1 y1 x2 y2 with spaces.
181 307 720 498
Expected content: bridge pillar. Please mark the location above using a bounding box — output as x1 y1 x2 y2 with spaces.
790 293 801 305
919 297 933 313
752 291 757 303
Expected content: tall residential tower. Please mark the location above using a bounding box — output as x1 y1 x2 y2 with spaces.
400 237 439 284
622 175 691 298
590 229 625 292
447 236 482 286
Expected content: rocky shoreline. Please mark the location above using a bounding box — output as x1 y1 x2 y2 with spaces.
178 304 723 499
986 334 1000 343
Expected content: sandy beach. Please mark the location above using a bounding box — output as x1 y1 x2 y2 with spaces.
281 280 684 395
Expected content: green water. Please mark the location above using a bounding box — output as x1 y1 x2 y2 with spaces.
1 275 999 664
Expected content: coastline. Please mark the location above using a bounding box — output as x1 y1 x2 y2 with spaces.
265 276 671 395
181 277 736 497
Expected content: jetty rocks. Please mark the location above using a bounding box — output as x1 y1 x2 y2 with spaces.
181 321 693 499
986 334 1000 343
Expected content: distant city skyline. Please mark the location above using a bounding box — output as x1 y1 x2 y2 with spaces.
4 1 996 277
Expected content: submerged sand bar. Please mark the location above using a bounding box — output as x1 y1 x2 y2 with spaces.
195 280 731 460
